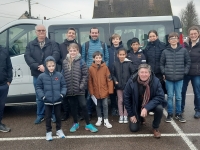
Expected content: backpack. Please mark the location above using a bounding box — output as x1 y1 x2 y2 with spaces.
85 41 106 61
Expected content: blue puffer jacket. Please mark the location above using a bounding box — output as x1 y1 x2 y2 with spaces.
36 56 67 105
82 38 109 67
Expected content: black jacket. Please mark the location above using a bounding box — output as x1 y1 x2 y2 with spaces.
184 39 200 76
127 49 146 71
24 38 60 77
123 72 167 118
0 46 13 85
143 39 166 74
59 39 81 65
160 45 191 81
111 58 135 90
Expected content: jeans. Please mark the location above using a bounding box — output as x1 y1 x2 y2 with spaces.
166 80 183 114
96 98 109 119
0 84 9 123
117 90 127 116
182 75 200 111
33 76 45 118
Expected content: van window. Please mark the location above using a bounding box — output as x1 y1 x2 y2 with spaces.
0 30 7 47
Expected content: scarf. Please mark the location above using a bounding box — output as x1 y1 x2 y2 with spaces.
137 76 150 108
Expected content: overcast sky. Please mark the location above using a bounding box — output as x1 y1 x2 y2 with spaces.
0 0 200 27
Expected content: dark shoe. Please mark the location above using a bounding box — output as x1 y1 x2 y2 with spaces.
194 111 200 119
34 117 44 124
61 114 69 121
175 114 186 123
0 123 11 132
165 114 173 123
111 109 118 116
153 129 161 138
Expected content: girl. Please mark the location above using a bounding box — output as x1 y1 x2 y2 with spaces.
62 43 98 133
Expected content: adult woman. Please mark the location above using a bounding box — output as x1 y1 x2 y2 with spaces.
123 64 167 138
181 26 200 118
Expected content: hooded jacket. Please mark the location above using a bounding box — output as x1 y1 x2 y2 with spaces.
62 53 88 96
88 62 113 99
160 44 191 81
36 56 67 105
111 58 135 90
184 38 200 76
0 46 13 86
123 71 167 118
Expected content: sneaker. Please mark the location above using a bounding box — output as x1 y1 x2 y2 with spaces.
194 111 200 119
153 129 161 138
165 114 173 123
0 124 11 132
104 119 112 128
70 123 79 132
119 116 123 123
46 132 53 141
34 117 44 124
175 114 186 123
95 117 102 126
149 112 154 115
56 129 65 138
51 114 56 123
123 116 128 123
85 124 98 132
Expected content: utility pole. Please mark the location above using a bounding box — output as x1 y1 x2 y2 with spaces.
28 0 31 18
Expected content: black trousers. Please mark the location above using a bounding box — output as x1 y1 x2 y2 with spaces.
0 84 9 123
68 95 90 125
110 89 118 110
129 105 163 132
45 104 61 132
61 96 70 115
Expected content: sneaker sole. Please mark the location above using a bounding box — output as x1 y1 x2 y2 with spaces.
56 133 65 138
70 127 79 133
104 124 112 129
123 121 128 123
175 117 186 123
118 121 123 123
46 138 53 141
85 128 98 133
165 120 172 123
95 123 102 126
0 129 11 132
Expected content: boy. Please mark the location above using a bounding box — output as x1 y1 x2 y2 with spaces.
88 51 114 128
108 33 123 116
160 32 191 123
36 56 67 141
127 37 146 71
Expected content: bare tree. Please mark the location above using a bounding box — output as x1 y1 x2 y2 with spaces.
180 1 199 35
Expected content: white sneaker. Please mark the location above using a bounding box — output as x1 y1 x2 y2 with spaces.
46 132 53 141
56 129 65 138
123 116 128 123
119 116 123 123
104 119 112 128
95 117 102 126
149 112 154 115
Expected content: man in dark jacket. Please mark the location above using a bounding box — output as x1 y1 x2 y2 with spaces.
124 64 166 138
0 45 13 132
24 25 60 124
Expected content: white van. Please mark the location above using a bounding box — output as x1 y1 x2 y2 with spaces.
0 16 182 105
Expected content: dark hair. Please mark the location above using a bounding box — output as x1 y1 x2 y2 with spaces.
90 27 99 33
117 48 127 54
148 30 158 37
188 26 200 35
168 32 179 39
67 27 76 33
92 51 102 58
111 33 121 40
130 37 140 45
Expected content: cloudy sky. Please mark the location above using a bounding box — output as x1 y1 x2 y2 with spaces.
0 0 200 27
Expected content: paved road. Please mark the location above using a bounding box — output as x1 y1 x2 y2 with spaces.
0 83 200 150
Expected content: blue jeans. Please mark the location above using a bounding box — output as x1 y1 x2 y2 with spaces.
181 75 200 111
166 80 183 114
33 76 45 118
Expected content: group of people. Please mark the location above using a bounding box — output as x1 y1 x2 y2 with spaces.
0 24 200 141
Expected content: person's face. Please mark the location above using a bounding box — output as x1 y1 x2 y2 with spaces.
46 61 55 73
189 30 199 42
112 37 121 46
35 25 46 39
68 47 79 59
138 68 150 81
148 32 158 42
117 50 126 62
93 55 102 65
66 30 76 41
131 42 140 52
90 29 99 40
168 36 179 45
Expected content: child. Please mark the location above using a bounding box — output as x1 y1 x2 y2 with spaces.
127 37 146 71
112 48 135 123
160 32 191 123
88 51 113 128
62 43 98 133
36 56 67 141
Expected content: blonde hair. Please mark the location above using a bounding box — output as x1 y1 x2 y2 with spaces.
67 43 79 51
111 33 121 40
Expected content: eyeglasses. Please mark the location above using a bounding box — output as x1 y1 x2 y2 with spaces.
169 37 178 40
36 30 46 32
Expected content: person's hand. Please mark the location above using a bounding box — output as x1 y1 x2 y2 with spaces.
115 81 118 84
140 108 148 117
130 116 137 123
38 65 45 72
7 82 10 86
163 75 165 80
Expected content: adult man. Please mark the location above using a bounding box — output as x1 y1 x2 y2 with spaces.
59 27 81 121
0 45 13 132
82 27 109 119
123 64 167 138
24 25 60 124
